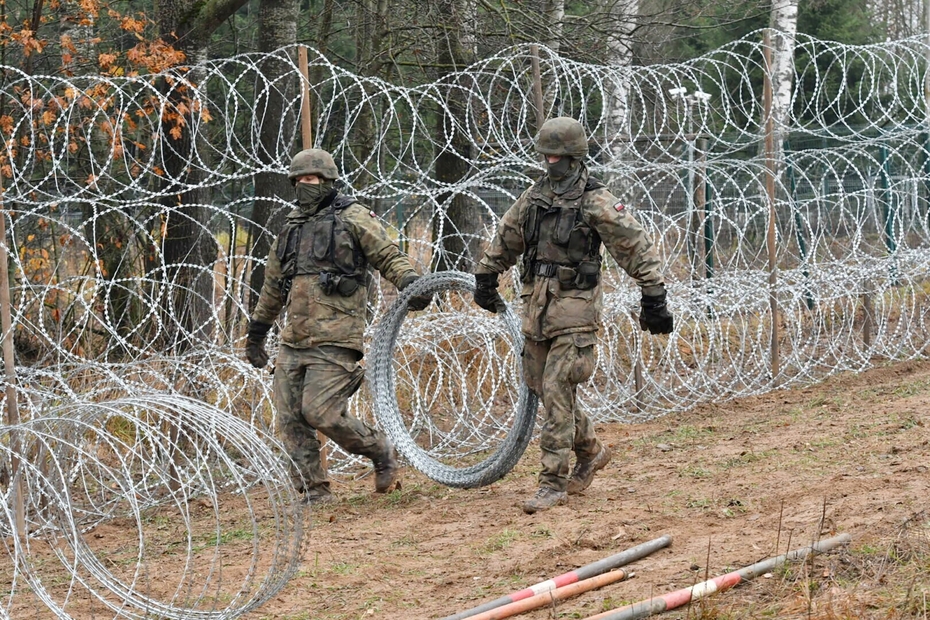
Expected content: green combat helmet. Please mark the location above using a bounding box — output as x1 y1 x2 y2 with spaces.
288 148 340 184
534 117 588 158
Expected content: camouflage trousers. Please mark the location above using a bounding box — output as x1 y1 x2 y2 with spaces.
273 344 388 493
523 331 600 492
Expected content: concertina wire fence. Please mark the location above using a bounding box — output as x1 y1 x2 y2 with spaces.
0 29 929 617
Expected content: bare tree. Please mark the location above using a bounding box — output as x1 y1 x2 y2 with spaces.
867 0 922 39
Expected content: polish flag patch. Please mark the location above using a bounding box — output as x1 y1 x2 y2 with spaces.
369 210 377 217
614 202 626 212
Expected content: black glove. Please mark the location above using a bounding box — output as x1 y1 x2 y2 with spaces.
246 320 271 368
639 289 673 335
399 275 433 312
473 272 506 314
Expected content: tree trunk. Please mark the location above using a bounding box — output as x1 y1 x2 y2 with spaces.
543 0 564 54
603 0 639 192
248 0 299 312
347 0 392 212
154 0 249 351
769 0 798 143
432 0 479 272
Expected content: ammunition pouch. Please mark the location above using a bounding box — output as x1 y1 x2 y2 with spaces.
574 261 600 290
526 260 600 290
319 271 362 297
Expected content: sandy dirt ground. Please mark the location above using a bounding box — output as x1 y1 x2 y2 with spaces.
251 359 930 620
4 360 928 620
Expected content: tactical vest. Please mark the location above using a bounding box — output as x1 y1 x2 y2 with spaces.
520 176 605 290
276 191 367 298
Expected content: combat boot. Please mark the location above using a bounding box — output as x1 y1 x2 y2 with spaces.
373 446 399 493
303 487 337 507
567 443 612 495
522 487 567 514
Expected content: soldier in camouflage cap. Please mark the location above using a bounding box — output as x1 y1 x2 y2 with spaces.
246 147 431 505
472 117 673 514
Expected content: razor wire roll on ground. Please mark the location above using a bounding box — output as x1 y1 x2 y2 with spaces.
0 395 304 619
369 271 538 488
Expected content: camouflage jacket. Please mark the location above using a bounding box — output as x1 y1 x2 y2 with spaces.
475 170 665 341
251 197 418 353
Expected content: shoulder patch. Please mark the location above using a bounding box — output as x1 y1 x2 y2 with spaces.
614 202 626 212
369 210 376 218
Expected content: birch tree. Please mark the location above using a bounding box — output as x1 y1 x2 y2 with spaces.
769 0 799 143
603 0 640 195
543 0 565 55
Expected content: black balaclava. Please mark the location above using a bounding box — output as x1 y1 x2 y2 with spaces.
547 156 584 195
295 180 334 214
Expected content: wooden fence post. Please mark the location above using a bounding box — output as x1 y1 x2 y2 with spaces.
0 178 26 537
298 46 314 149
762 30 780 385
296 46 328 471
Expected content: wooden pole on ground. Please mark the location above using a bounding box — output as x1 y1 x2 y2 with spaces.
468 570 632 620
296 46 328 471
581 534 851 620
0 177 26 536
762 30 780 385
441 536 671 620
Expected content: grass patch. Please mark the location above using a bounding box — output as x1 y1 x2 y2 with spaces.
480 529 520 555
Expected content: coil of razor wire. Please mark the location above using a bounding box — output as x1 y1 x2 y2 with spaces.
0 394 303 620
369 271 538 488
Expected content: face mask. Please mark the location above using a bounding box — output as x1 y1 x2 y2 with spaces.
547 157 583 195
546 157 573 182
296 181 333 211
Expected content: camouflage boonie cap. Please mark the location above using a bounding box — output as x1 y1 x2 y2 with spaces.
288 148 340 183
535 117 588 158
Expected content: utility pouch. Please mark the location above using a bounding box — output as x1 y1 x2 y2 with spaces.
556 265 577 289
319 271 337 295
574 261 600 290
554 209 575 246
312 219 333 260
336 275 359 297
567 226 590 262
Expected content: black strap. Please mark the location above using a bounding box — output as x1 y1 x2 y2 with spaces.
533 262 560 278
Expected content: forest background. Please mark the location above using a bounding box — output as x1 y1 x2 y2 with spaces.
0 0 921 358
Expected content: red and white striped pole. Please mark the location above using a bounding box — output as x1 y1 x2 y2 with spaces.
467 569 632 620
440 535 671 620
582 533 851 620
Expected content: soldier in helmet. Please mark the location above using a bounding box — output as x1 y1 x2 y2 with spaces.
246 148 431 505
472 117 673 514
